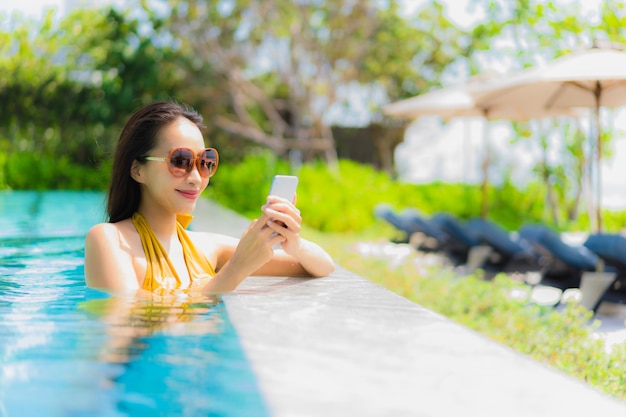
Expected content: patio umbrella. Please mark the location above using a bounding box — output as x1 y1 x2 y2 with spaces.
383 81 569 121
470 47 626 232
383 85 486 120
383 81 572 217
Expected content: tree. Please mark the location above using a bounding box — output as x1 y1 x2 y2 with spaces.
159 0 470 164
0 7 187 164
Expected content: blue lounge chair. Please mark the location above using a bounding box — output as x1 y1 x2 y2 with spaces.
374 206 474 265
399 209 452 253
430 213 478 264
373 204 415 243
519 224 598 282
402 210 449 243
390 210 530 273
465 218 540 274
583 234 626 310
428 213 494 270
374 204 451 252
377 207 536 275
519 224 616 311
519 224 598 287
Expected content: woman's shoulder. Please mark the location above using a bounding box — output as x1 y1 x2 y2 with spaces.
84 219 141 293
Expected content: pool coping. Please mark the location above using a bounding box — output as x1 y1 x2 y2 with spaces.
192 198 626 416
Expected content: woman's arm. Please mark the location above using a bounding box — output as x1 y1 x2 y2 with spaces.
199 202 334 294
200 196 334 292
200 214 286 294
253 238 334 277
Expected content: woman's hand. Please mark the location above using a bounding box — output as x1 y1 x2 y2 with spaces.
201 211 285 294
261 196 335 277
203 195 334 295
230 212 287 276
262 196 303 256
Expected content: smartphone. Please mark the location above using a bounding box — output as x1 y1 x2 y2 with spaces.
269 175 298 202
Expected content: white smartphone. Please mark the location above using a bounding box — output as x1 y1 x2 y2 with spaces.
269 175 298 202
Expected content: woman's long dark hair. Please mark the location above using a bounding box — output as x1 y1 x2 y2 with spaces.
107 101 205 223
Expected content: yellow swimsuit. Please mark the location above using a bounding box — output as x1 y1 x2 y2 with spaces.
132 212 216 294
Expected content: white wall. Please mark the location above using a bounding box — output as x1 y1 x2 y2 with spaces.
395 109 626 210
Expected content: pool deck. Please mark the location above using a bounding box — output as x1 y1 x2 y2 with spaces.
191 198 626 417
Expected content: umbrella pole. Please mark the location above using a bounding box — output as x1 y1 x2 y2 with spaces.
591 82 603 233
595 101 602 233
480 119 490 218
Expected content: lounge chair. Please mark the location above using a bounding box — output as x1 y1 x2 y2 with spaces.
519 224 616 311
400 209 451 253
465 218 540 274
583 234 626 311
373 204 414 243
519 224 597 285
428 213 491 270
402 211 524 273
374 206 476 266
377 207 533 275
374 204 451 252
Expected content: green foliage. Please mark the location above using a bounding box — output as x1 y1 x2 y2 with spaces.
0 151 111 190
6 146 622 235
207 154 578 233
204 151 291 219
0 7 187 165
297 160 398 232
161 0 473 161
363 1 473 100
600 209 626 233
208 154 483 232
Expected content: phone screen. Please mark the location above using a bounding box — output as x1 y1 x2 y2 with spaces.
269 175 298 201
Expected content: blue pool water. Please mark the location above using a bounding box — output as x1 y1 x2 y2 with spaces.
0 191 268 417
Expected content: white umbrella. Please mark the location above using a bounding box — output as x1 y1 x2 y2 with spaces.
383 81 570 121
383 80 572 217
383 85 485 120
471 47 626 232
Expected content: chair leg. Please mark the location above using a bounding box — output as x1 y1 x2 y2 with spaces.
465 245 493 273
579 271 617 311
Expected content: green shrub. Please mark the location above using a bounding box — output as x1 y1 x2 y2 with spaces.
1 151 111 190
0 152 6 189
6 148 626 235
205 153 608 233
204 150 291 219
297 159 397 232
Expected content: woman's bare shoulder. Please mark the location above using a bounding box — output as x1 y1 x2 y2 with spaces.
86 222 117 246
85 219 140 293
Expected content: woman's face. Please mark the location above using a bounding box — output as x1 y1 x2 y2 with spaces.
136 117 210 215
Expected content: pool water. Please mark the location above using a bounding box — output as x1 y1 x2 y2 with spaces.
0 191 268 417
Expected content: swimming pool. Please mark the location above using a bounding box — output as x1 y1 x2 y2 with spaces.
0 191 268 417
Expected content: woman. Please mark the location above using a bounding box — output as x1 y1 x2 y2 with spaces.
85 101 334 296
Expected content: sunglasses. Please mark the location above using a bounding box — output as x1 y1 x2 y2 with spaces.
143 147 219 178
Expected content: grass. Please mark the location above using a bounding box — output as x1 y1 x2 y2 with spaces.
303 222 626 401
